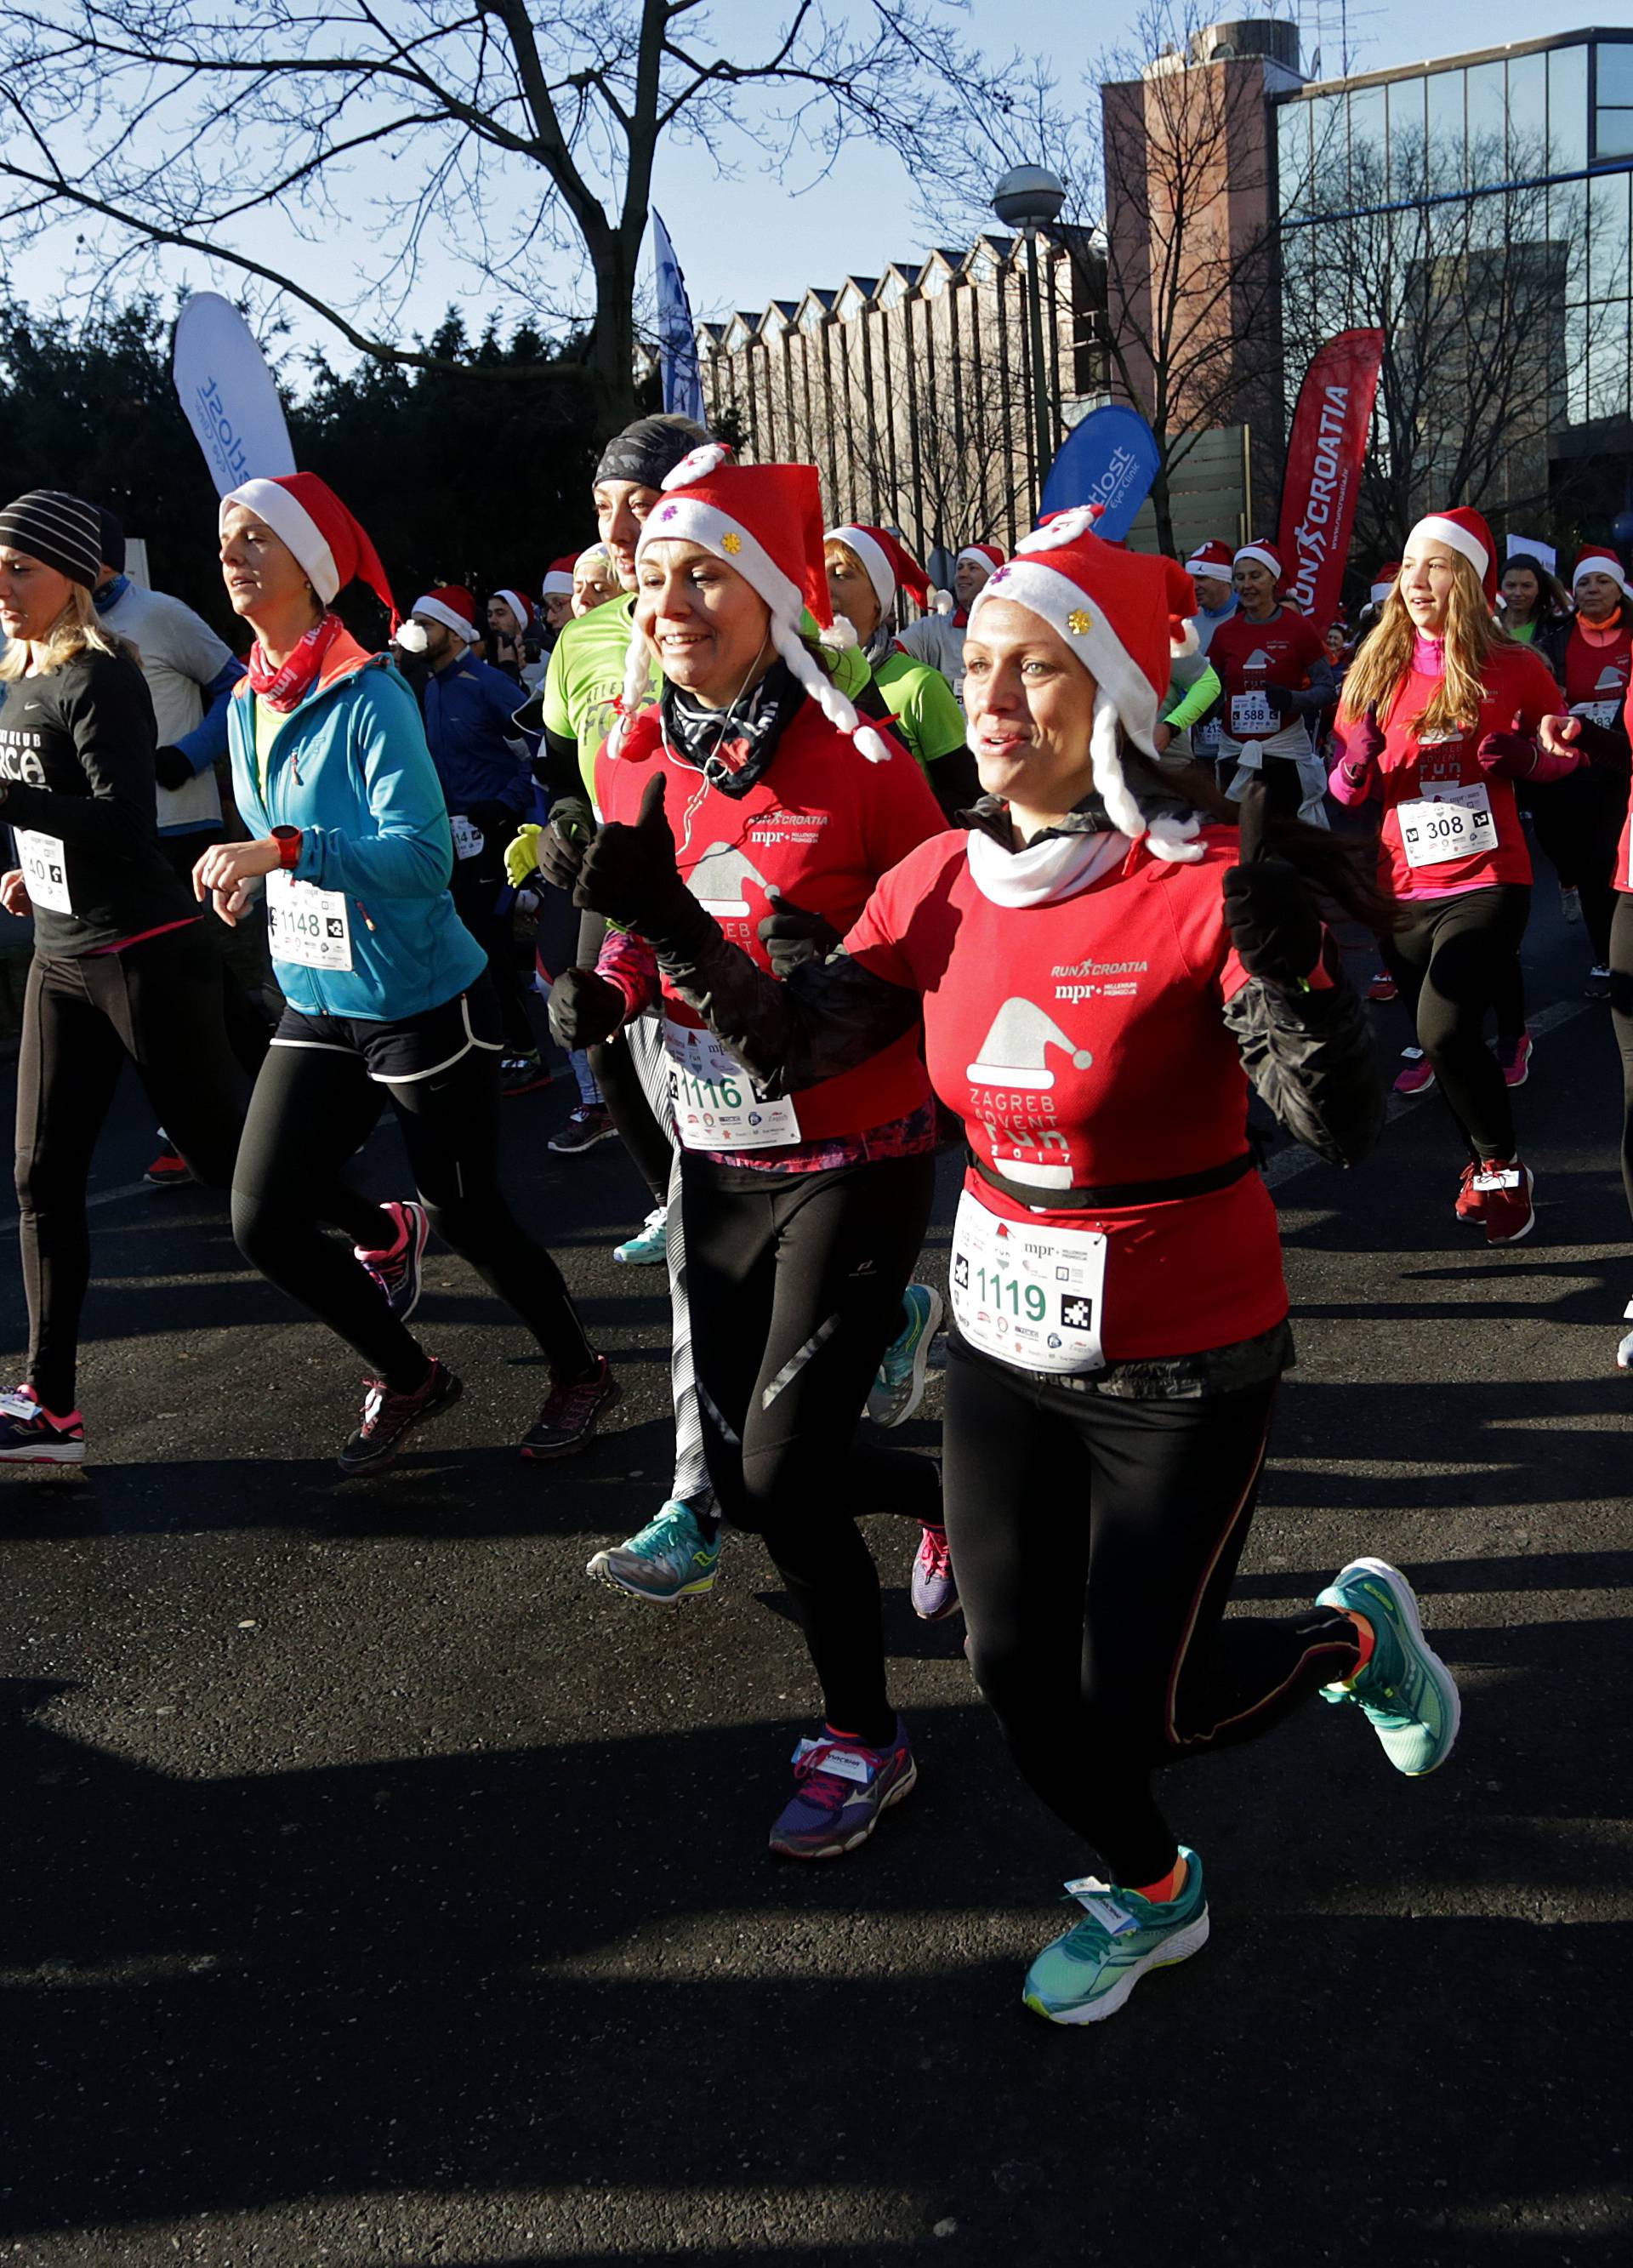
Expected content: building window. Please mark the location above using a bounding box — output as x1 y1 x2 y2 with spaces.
1466 59 1506 188
1425 67 1465 191
1551 42 1590 174
1596 39 1633 164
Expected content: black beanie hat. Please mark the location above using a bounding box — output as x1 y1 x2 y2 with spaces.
94 504 126 576
594 413 710 492
0 491 104 590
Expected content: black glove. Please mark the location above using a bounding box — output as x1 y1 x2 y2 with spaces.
573 773 695 939
1260 681 1300 724
758 896 841 980
538 797 598 892
1221 779 1322 989
548 967 626 1051
153 744 194 792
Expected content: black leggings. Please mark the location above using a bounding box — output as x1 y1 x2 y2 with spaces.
14 929 250 1413
159 834 275 1078
684 1148 942 1745
1528 771 1624 966
447 801 536 1057
1607 894 1633 1222
1383 884 1531 1162
231 980 594 1395
942 1341 1361 1886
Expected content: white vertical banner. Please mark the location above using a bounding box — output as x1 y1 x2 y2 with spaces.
651 209 706 426
172 293 297 496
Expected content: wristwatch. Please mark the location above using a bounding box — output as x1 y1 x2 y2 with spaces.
270 825 303 871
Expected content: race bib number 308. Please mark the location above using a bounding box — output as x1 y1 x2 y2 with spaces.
265 870 354 972
950 1190 1107 1376
1397 784 1496 869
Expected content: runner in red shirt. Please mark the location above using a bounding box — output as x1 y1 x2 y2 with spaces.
582 513 1462 2026
1539 550 1633 1365
1534 547 1633 1000
564 447 950 1863
1334 508 1578 1245
1213 539 1334 828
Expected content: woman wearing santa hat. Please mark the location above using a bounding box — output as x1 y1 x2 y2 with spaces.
1334 506 1579 1245
563 446 951 1860
824 523 978 818
197 472 614 1473
1210 539 1335 827
577 506 1459 2024
1528 547 1633 1002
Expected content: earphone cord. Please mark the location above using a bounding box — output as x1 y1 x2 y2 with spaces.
661 635 773 863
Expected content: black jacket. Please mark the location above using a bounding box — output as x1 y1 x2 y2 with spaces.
0 645 194 956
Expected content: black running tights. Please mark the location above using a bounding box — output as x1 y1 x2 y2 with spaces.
231 1025 593 1395
1382 884 1531 1162
684 1148 942 1746
942 1341 1361 1886
14 931 249 1413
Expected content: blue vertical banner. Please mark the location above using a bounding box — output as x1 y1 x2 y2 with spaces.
651 209 706 425
1038 404 1161 539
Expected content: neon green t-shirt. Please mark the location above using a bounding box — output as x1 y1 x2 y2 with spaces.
873 649 968 772
541 592 877 801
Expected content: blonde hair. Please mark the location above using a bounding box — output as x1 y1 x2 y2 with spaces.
1340 551 1501 738
0 581 128 681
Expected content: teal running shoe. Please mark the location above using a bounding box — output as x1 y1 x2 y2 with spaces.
613 1204 669 1265
867 1283 944 1428
1023 1849 1209 2026
586 1499 720 1604
1316 1556 1460 1776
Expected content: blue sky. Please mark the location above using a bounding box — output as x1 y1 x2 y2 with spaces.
3 0 1607 365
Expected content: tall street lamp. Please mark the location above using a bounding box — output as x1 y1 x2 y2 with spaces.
992 165 1067 516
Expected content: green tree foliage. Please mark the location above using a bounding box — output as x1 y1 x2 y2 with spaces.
0 293 620 640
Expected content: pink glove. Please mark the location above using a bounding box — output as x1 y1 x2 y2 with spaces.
1329 704 1384 801
1474 728 1540 780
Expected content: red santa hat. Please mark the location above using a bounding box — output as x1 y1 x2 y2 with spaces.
825 523 930 614
957 542 1006 578
619 442 890 762
1369 561 1402 607
1234 538 1283 582
1572 544 1631 598
970 504 1204 864
411 584 480 642
492 587 533 630
541 556 577 598
1407 509 1499 605
220 472 398 628
1184 538 1235 581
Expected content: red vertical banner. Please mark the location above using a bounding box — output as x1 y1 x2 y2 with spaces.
1277 329 1385 624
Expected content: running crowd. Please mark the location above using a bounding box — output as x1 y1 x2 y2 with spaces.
0 412 1627 2026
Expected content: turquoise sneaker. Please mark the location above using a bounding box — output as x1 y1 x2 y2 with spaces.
1316 1556 1460 1775
867 1283 944 1428
613 1204 669 1265
586 1499 720 1603
1023 1849 1209 2026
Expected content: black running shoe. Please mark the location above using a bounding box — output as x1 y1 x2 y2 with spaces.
339 1359 462 1475
521 1357 619 1459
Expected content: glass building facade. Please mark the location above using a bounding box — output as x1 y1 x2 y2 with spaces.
1274 31 1633 523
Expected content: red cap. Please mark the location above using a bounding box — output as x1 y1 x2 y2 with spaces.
826 523 931 612
1408 510 1499 605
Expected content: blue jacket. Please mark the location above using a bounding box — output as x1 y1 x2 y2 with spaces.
421 652 534 815
227 635 486 1022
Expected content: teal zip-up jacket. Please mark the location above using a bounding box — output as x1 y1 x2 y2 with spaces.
227 632 486 1021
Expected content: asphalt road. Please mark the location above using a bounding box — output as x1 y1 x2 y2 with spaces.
0 887 1628 2268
